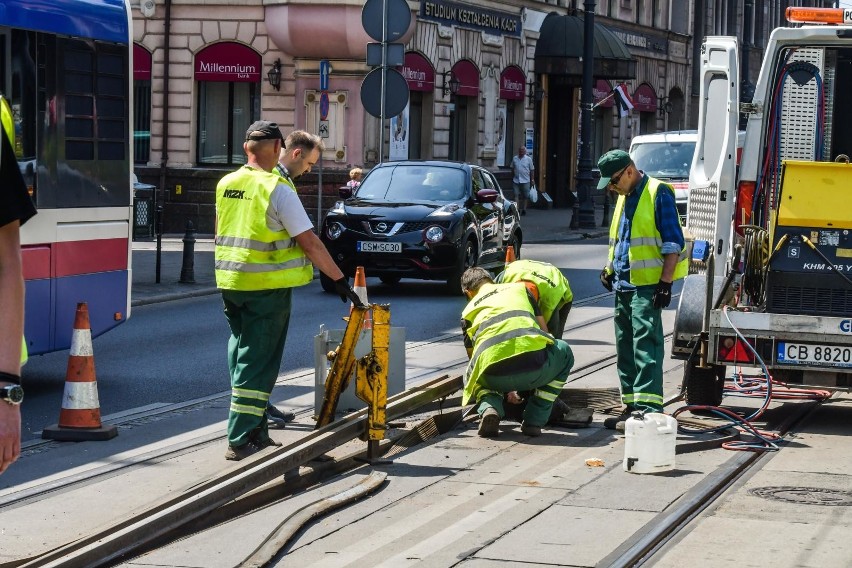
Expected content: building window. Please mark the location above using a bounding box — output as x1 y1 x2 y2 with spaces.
194 42 261 166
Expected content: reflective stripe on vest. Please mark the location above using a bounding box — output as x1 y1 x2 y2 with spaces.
499 259 573 321
607 177 688 286
215 167 312 291
461 282 553 405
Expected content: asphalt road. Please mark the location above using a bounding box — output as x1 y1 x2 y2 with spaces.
20 239 611 442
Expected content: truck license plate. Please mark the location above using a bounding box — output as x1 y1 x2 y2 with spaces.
777 343 852 368
357 241 401 253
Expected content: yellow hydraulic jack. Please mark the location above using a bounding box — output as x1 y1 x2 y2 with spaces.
316 303 391 463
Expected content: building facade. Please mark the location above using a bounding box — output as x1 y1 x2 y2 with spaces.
132 0 696 231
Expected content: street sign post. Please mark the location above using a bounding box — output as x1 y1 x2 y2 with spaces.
319 59 330 91
319 92 330 121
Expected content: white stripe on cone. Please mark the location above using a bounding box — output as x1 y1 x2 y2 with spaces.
70 328 94 357
61 381 100 409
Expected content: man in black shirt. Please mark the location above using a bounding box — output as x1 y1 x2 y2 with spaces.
0 118 36 474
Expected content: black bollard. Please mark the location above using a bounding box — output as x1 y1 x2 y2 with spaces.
179 220 196 284
601 189 612 228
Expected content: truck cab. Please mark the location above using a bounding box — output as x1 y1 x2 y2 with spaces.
674 7 852 404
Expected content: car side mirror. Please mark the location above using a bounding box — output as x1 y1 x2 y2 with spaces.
338 186 353 199
476 188 498 203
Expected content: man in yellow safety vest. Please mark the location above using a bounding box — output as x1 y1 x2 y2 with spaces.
597 149 688 431
461 267 574 438
215 123 364 461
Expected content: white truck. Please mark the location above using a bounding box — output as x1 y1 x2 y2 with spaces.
673 7 852 405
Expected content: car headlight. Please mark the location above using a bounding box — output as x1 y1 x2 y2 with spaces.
428 203 460 217
423 225 445 243
325 221 345 240
330 200 345 214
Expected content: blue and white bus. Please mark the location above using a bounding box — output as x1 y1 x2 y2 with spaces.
3 0 134 355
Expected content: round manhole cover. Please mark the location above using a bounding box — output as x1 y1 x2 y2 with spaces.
750 486 852 506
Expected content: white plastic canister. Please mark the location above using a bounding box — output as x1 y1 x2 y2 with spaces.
623 412 677 474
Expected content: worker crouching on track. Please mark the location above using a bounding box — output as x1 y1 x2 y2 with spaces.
460 267 574 437
215 123 364 461
495 259 582 425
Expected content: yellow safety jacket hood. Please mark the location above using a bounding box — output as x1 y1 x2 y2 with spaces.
607 177 688 286
215 166 312 291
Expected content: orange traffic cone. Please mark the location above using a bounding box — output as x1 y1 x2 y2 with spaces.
351 266 372 330
505 244 517 267
42 303 118 441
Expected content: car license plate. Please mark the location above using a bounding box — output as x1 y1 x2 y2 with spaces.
357 241 401 253
777 343 852 368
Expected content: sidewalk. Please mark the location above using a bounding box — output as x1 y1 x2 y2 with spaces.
130 205 610 306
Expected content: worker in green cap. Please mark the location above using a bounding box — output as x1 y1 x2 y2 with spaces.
596 149 688 431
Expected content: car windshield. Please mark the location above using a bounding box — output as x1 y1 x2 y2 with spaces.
354 165 466 201
631 141 696 179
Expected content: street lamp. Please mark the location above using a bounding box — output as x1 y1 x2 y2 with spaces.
527 81 545 105
267 59 282 91
573 1 598 229
441 70 460 97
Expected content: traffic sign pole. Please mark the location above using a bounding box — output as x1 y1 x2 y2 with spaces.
379 0 387 164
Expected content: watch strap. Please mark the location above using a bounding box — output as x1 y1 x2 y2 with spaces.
0 371 21 385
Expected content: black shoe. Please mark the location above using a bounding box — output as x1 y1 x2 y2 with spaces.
521 209 527 216
267 405 295 426
521 422 542 437
478 408 500 437
603 409 634 432
254 437 283 448
225 442 263 461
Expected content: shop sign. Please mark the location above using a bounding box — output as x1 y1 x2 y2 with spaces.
632 83 657 113
499 66 525 101
421 0 521 37
133 43 152 81
400 52 435 92
195 42 261 83
593 79 613 108
609 28 667 54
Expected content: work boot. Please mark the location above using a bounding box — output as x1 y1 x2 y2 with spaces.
254 437 282 448
603 408 634 432
267 404 295 426
478 408 500 437
224 441 263 461
521 422 542 437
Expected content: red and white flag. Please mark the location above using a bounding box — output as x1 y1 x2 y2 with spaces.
613 84 634 117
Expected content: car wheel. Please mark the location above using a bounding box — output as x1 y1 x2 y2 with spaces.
508 233 521 261
319 272 336 293
380 275 401 286
447 239 476 296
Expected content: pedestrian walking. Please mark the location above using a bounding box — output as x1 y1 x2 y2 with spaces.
215 123 364 461
510 146 534 215
460 267 574 438
596 149 688 431
0 99 35 474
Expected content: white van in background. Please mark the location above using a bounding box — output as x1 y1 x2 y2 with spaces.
629 130 744 224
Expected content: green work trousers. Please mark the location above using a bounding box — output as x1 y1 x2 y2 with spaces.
546 301 572 340
476 339 574 427
614 286 664 412
222 288 292 447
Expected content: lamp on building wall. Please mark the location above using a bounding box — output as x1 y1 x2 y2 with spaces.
658 95 673 117
441 70 460 96
527 81 545 104
267 59 282 92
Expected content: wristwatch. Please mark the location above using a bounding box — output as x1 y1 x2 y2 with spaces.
0 384 24 405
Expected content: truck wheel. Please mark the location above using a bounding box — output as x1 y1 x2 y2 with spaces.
684 359 726 407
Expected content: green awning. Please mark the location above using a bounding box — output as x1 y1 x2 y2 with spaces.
534 13 636 79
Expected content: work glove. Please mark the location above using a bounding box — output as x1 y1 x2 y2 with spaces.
334 277 368 309
652 280 673 309
599 268 614 292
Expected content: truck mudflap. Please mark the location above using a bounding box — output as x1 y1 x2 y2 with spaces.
708 309 852 376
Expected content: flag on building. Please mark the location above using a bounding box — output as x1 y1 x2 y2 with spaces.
613 84 634 117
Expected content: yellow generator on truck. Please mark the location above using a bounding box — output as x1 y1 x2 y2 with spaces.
673 7 852 405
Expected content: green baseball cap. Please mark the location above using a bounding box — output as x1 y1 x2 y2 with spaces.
596 149 631 189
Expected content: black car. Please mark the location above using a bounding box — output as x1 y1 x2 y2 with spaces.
320 161 523 294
